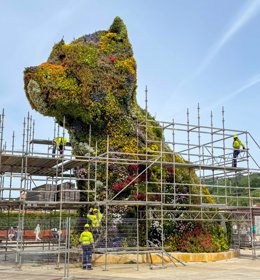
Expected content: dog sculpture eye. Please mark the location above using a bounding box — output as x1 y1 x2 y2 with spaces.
59 54 65 60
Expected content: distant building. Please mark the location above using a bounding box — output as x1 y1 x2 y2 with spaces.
26 182 79 202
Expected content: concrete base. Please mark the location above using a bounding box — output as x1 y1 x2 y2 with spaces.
93 250 240 264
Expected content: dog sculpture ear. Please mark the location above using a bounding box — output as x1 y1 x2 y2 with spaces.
109 17 128 39
48 39 65 64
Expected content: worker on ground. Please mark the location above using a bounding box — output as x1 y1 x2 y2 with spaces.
52 136 67 157
87 207 103 239
51 227 61 240
34 223 41 241
79 223 94 270
8 226 16 241
232 135 246 167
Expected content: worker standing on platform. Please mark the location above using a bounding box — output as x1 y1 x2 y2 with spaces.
52 136 67 157
232 135 246 167
79 223 94 270
87 207 103 239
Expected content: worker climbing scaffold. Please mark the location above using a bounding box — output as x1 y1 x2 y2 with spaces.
52 136 67 157
87 207 103 240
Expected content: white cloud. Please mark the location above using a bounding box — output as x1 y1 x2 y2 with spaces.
211 73 260 108
195 0 260 76
173 0 260 95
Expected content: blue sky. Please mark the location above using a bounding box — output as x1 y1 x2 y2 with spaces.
1 0 260 161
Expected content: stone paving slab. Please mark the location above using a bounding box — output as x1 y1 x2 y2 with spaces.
1 257 260 280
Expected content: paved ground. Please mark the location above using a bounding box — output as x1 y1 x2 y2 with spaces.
1 256 260 280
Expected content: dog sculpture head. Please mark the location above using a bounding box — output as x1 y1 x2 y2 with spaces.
24 17 144 150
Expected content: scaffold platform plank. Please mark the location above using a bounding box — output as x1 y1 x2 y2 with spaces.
0 154 87 176
0 198 259 218
30 139 71 146
167 162 246 172
0 153 246 177
0 154 63 176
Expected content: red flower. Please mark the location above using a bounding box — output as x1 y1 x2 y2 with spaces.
110 56 116 63
134 193 146 201
112 175 136 193
167 166 175 173
128 164 139 172
112 181 124 192
151 194 159 201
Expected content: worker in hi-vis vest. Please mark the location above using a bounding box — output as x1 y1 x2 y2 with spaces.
87 207 103 239
79 223 94 270
52 136 67 157
232 135 246 167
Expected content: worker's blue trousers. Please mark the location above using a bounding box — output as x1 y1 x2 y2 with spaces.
232 150 240 167
82 245 92 268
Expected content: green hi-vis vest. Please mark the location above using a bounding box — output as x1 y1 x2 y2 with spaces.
80 231 94 245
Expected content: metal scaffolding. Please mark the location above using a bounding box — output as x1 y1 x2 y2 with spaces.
0 101 260 277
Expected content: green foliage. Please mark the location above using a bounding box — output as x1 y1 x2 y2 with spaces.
211 225 229 252
109 16 128 39
206 173 260 207
48 39 65 64
0 212 77 230
164 223 230 253
64 44 99 67
70 231 80 247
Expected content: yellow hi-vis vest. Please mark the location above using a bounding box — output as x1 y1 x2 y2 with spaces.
79 231 94 245
87 211 103 228
54 137 67 146
233 139 245 149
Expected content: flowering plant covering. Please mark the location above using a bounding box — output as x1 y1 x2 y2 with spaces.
24 17 228 252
